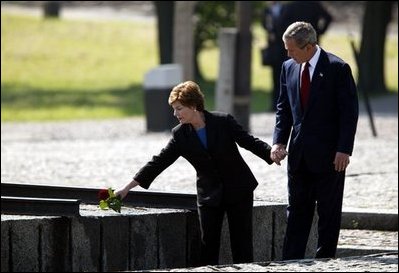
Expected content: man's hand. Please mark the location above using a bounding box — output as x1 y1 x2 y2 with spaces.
334 152 350 172
271 144 288 165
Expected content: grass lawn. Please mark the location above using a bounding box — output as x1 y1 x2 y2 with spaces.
1 12 398 121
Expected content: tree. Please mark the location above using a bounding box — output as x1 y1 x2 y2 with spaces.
173 2 197 81
154 1 175 64
193 2 236 81
358 1 394 94
193 1 265 81
154 2 264 80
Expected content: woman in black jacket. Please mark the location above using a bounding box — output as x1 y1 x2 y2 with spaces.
115 80 275 265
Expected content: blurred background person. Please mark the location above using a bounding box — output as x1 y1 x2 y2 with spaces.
262 1 332 111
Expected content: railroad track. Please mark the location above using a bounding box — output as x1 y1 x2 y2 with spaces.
1 182 197 216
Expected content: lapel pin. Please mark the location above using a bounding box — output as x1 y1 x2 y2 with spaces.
319 72 324 77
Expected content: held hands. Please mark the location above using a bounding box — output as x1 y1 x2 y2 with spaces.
271 144 288 165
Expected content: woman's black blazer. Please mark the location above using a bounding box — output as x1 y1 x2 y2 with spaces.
134 111 273 206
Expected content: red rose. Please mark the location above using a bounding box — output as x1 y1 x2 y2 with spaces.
98 189 109 201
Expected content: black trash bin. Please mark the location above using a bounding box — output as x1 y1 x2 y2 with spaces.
143 64 182 132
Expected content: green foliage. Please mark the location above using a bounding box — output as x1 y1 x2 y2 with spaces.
194 2 236 51
194 1 266 50
193 2 266 79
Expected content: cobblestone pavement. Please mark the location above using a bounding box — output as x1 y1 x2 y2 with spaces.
145 253 398 272
338 229 398 250
1 95 398 211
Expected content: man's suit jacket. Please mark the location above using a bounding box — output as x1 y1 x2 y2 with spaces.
273 49 358 173
135 111 273 206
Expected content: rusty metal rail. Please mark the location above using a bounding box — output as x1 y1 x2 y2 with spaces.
1 182 197 216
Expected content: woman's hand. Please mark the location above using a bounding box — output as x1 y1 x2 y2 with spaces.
114 179 140 199
114 187 129 199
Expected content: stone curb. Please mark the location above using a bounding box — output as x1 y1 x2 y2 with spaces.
341 208 398 231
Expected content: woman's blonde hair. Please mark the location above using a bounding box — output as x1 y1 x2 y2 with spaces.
168 81 205 111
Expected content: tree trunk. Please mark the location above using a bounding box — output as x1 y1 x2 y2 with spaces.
43 1 61 18
193 45 204 82
154 1 175 64
173 2 196 81
358 1 393 94
234 2 252 131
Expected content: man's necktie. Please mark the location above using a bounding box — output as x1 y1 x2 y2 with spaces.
300 62 310 110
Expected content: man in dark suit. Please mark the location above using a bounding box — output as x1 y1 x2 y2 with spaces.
262 1 332 111
271 22 358 259
116 81 275 265
278 1 332 39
